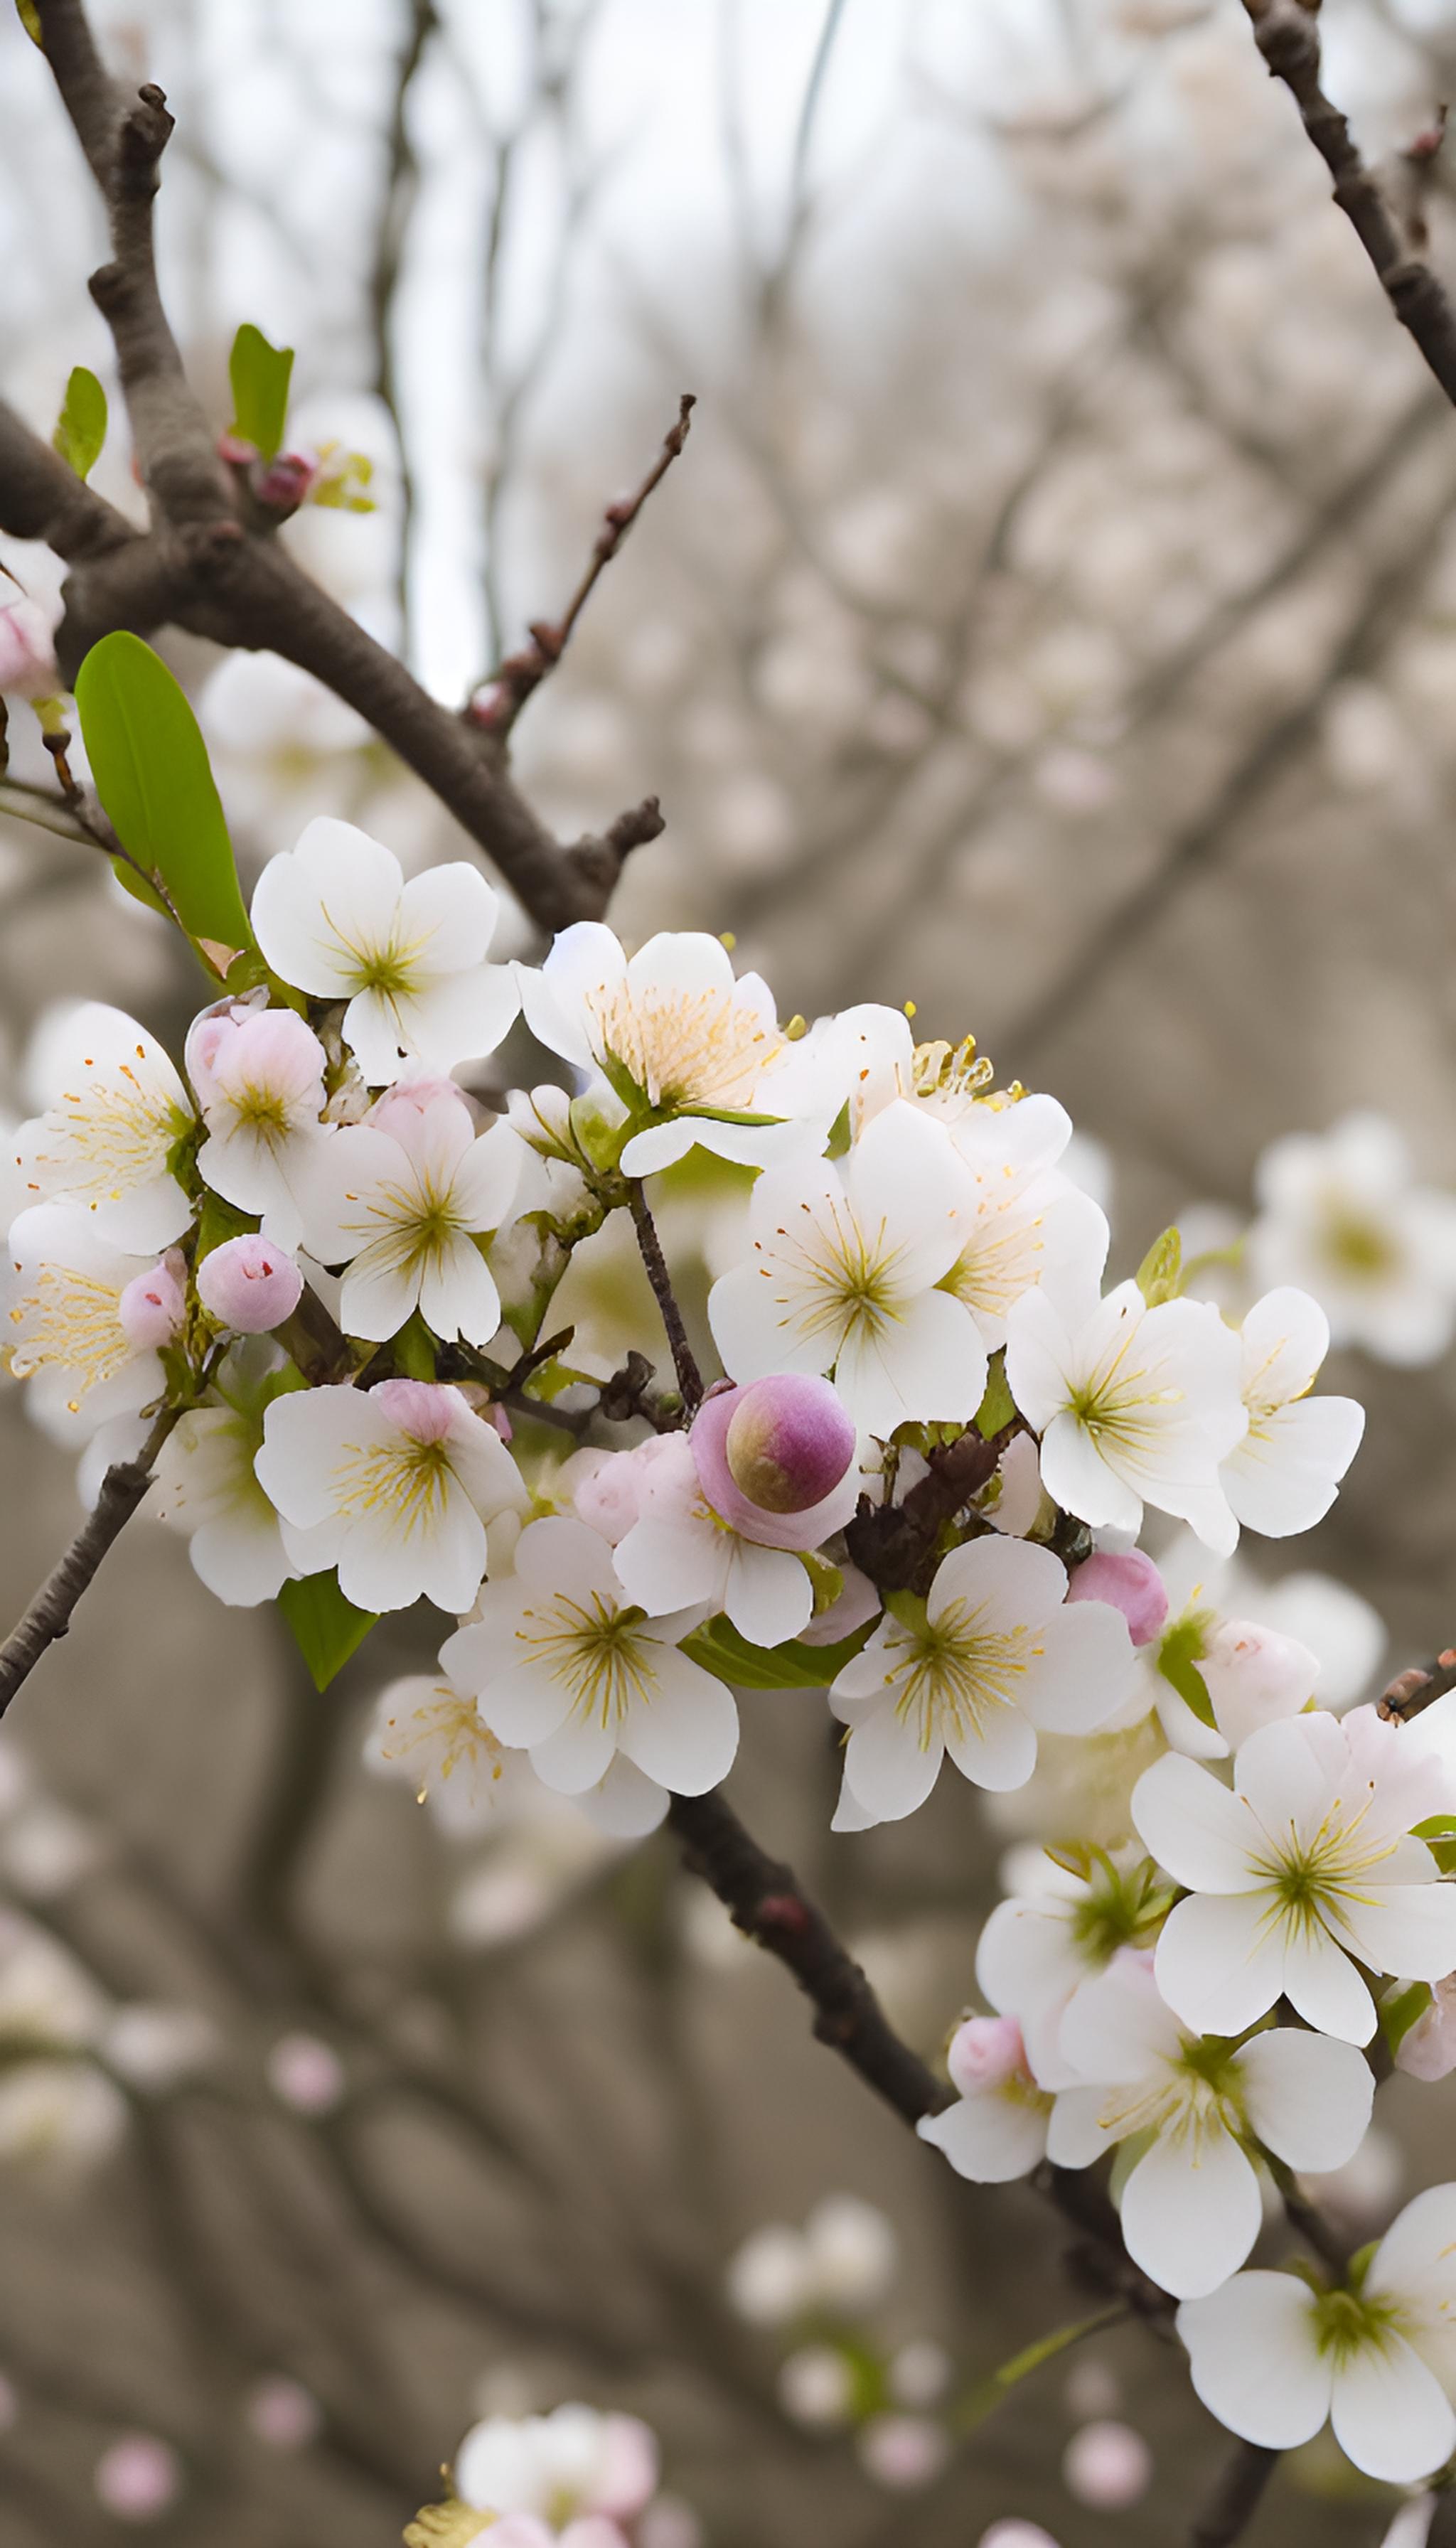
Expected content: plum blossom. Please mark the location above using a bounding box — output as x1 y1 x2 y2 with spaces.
916 2013 1054 2182
1045 1949 1373 2298
196 1233 303 1333
829 1537 1134 1825
707 1100 988 1437
12 1002 193 1251
302 1082 522 1342
727 2194 898 2323
612 1433 826 1647
936 1098 1111 1349
1249 1113 1456 1366
1005 1279 1248 1549
441 1516 736 1796
451 2402 659 2538
365 1670 538 1834
518 922 834 1174
255 1380 523 1612
1134 1708 1456 2044
1219 1286 1364 1537
188 1000 344 1251
973 1847 1175 2089
1177 2183 1456 2480
251 818 518 1084
151 1345 299 1604
4 1205 168 1432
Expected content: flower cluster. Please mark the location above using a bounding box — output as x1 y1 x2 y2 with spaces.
14 813 1446 2487
406 2399 694 2548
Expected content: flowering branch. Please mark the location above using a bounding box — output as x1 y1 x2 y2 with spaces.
469 392 697 746
0 1403 180 1720
1241 0 1456 409
626 1178 703 1413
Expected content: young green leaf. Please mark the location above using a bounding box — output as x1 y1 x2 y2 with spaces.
973 1349 1017 1441
52 366 107 480
680 1615 874 1692
74 632 253 955
1135 1224 1183 1307
14 0 41 43
228 322 294 461
277 1571 378 1692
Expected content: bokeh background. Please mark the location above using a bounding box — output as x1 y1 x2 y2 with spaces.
2 1 1456 2541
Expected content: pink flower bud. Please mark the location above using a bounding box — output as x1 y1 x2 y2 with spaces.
1063 2420 1152 2510
254 451 317 514
857 2414 949 2490
691 1379 860 1550
1199 1620 1318 1750
1066 1549 1167 1647
183 990 269 1110
196 1233 303 1332
0 599 60 702
946 2013 1027 2099
266 2031 343 2114
722 1373 856 1513
118 1251 186 1350
1396 1975 1456 2081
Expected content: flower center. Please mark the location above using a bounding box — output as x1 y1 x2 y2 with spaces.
1311 2284 1407 2365
6 1264 134 1408
890 1599 1039 1748
333 1433 454 1535
518 1593 657 1727
229 1084 293 1138
1319 1204 1396 1282
588 981 781 1112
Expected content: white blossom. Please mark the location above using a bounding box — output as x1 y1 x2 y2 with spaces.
441 1516 736 1797
612 1429 856 1650
1005 1278 1248 1549
365 1670 538 1834
251 818 518 1084
188 1000 348 1252
1135 1707 1456 2044
255 1379 523 1612
304 1082 523 1342
830 1536 1133 1825
11 1002 193 1251
453 2403 660 2532
1177 2183 1456 2480
707 1099 988 1436
916 2013 1054 2182
4 1204 166 1433
1219 1286 1364 1538
1249 1113 1456 1366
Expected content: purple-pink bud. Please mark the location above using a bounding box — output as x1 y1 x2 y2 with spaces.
196 1233 303 1333
118 1252 186 1350
722 1374 856 1514
1066 1549 1167 1647
254 451 317 515
946 2014 1027 2099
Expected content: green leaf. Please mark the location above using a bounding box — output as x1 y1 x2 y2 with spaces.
195 1189 259 1265
680 1615 874 1693
52 365 107 480
389 1312 439 1380
973 1349 1016 1441
1135 1224 1183 1307
74 633 253 955
1380 1979 1433 2057
14 0 41 43
1413 1816 1456 1841
277 1571 378 1691
1156 1612 1216 1728
228 322 294 461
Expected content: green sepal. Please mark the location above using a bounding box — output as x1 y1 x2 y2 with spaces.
799 1550 845 1617
74 633 254 958
973 1349 1016 1441
1379 1978 1433 2058
1135 1224 1183 1307
675 1103 784 1128
52 366 107 481
194 1189 259 1265
277 1570 378 1691
15 0 41 45
388 1312 440 1380
680 1615 875 1693
1157 1612 1216 1727
228 321 294 461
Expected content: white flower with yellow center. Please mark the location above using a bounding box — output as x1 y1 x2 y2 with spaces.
707 1100 987 1438
1220 1285 1365 1539
151 1345 301 1606
254 1379 524 1613
303 1082 523 1344
250 818 518 1086
364 1671 539 1835
518 922 835 1175
828 1535 1134 1826
13 1002 193 1253
937 1095 1112 1351
1134 1704 1456 2045
4 1204 167 1434
188 1000 339 1253
1178 2182 1456 2481
1249 1111 1456 1367
1046 1949 1373 2298
441 1516 737 1797
1005 1278 1248 1551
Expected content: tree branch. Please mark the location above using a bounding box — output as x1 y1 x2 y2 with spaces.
1242 0 1456 410
626 1177 703 1412
0 1404 179 1720
1188 2439 1280 2548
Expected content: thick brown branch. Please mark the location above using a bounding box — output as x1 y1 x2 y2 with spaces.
470 395 696 744
0 1406 179 1720
0 396 137 561
1243 0 1456 408
1189 2439 1280 2548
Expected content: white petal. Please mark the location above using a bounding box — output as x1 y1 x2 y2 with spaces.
942 1704 1039 1794
1019 1600 1134 1735
722 1542 813 1647
1177 2273 1329 2448
1335 1883 1456 1986
916 2093 1048 2183
1057 1959 1184 2082
1234 2027 1373 2172
338 1248 422 1342
1239 1287 1331 1406
842 1704 945 1822
419 1239 502 1347
615 1647 739 1794
1330 2338 1456 2483
1131 1753 1255 1891
613 1517 722 1618
1280 1922 1376 2045
380 962 520 1076
833 1288 987 1435
395 861 500 971
928 1535 1066 1636
529 1709 619 1794
1120 2126 1262 2300
1045 2085 1121 2168
577 1754 669 1838
1037 1409 1144 1533
1222 1396 1366 1538
1154 1893 1288 2036
251 819 402 994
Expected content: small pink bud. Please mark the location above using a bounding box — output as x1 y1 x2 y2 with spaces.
946 2013 1026 2099
94 2434 181 2522
857 2414 949 2490
118 1251 186 1350
245 2375 321 2451
254 451 317 513
1199 1619 1318 1749
196 1233 303 1332
1396 1975 1456 2081
723 1374 856 1513
266 2031 343 2114
365 1075 473 1142
0 599 60 702
1066 1549 1167 1647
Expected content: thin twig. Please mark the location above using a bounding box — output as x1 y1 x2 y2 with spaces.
470 392 696 745
625 1177 703 1412
0 1404 181 1720
1379 1647 1456 1720
366 0 439 662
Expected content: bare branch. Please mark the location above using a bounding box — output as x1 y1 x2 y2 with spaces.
0 394 137 560
0 1405 180 1721
1242 0 1456 407
1188 2439 1280 2548
626 1175 703 1413
470 392 696 746
366 0 439 660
